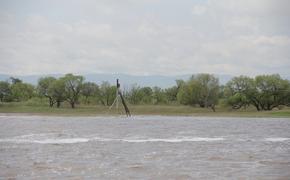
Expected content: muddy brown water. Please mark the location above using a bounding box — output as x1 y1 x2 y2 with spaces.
0 115 290 179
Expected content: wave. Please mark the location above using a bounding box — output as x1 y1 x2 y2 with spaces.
2 133 288 144
0 134 224 144
120 137 224 143
265 138 290 142
0 138 90 144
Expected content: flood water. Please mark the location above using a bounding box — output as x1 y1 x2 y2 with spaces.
0 115 290 179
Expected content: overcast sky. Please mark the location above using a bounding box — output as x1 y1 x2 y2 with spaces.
0 0 289 76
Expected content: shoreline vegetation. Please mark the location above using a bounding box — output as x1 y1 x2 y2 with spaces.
0 103 290 118
1 73 290 118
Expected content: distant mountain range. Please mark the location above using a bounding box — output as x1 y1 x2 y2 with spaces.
0 73 289 88
0 73 232 88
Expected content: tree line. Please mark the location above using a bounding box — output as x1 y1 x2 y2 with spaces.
0 73 290 111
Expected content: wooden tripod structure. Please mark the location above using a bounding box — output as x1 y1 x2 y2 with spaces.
109 79 131 116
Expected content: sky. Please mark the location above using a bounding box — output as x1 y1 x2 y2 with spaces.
0 0 289 76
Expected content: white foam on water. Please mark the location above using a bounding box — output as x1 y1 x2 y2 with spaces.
0 133 89 144
120 137 225 143
32 138 90 144
2 134 289 144
0 138 90 144
92 136 225 143
265 138 290 142
0 134 225 144
92 137 115 142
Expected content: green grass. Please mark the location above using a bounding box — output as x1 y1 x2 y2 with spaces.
130 105 290 118
269 111 290 117
0 103 111 116
1 102 290 117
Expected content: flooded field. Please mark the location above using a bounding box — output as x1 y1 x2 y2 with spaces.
0 115 290 179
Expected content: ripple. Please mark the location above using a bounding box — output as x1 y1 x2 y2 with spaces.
120 137 224 143
0 138 90 144
265 138 290 142
0 134 225 144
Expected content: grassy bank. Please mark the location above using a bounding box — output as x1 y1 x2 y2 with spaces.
0 102 290 118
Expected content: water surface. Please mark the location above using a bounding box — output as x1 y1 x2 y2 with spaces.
0 115 289 179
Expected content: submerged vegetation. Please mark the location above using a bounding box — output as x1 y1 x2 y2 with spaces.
0 73 290 116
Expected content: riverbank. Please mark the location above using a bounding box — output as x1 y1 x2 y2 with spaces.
0 103 290 118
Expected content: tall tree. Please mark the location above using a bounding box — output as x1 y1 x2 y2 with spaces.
61 74 84 108
0 81 11 102
177 74 219 111
98 81 116 106
81 82 99 104
127 85 143 105
10 77 22 84
152 86 167 104
177 80 198 105
165 86 178 102
225 74 290 111
140 87 153 104
48 79 66 108
11 82 35 102
225 76 259 110
37 77 56 107
255 74 290 110
194 74 219 110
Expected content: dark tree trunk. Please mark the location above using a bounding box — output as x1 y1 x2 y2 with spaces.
57 101 61 108
210 104 216 112
250 96 261 111
106 96 109 106
85 96 89 104
49 97 54 107
251 99 261 111
266 104 271 111
71 102 75 108
100 99 105 106
261 103 266 111
253 104 260 111
199 103 205 108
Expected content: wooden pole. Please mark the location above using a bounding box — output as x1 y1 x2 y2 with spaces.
117 79 131 117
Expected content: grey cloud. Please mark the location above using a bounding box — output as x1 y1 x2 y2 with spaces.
0 0 289 76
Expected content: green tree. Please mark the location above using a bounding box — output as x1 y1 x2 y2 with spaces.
127 85 142 105
0 81 12 102
127 85 153 105
255 74 290 110
177 80 198 105
225 76 258 110
166 79 185 103
195 74 219 109
165 86 178 102
219 85 226 99
177 74 219 111
37 77 56 107
285 85 290 107
11 82 35 101
48 79 66 108
81 82 99 104
98 81 116 106
140 87 153 104
152 86 167 104
10 77 22 84
61 74 84 108
225 74 290 111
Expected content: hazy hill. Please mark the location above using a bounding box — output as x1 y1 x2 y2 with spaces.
0 73 240 88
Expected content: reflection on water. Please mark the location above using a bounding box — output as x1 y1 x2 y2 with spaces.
0 115 290 179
